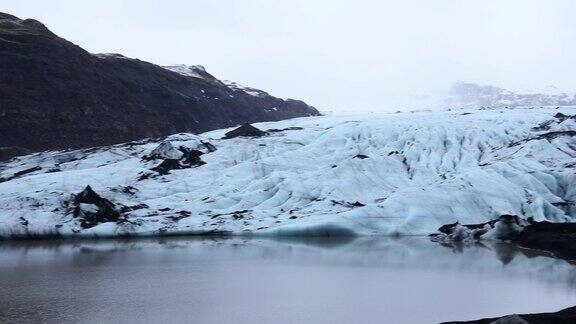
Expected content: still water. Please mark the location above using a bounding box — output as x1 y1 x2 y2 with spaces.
0 237 574 324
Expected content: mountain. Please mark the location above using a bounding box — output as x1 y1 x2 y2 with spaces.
442 81 576 109
0 13 319 161
0 106 574 238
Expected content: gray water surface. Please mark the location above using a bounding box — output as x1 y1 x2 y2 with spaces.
0 237 574 324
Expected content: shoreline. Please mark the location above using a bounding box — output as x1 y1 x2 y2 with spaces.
443 306 576 324
433 217 576 323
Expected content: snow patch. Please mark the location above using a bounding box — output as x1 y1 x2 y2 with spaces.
163 64 208 79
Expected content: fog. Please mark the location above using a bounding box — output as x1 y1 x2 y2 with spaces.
3 0 576 112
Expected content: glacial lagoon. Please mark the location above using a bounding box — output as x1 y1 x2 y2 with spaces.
0 237 574 324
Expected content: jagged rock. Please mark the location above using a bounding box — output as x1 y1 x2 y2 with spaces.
178 147 206 166
348 201 366 207
149 146 206 175
553 112 576 122
222 124 267 139
72 186 120 229
19 217 29 226
143 142 183 160
145 143 207 175
151 159 187 175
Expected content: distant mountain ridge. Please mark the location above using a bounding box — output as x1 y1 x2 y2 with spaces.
442 81 576 109
162 65 271 98
161 64 224 86
0 12 319 161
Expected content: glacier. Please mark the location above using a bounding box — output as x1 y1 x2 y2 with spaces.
0 107 575 238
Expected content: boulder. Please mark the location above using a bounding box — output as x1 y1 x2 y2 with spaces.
72 186 120 229
151 159 188 175
179 147 206 166
222 124 267 139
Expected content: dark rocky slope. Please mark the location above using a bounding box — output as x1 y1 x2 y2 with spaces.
0 12 319 161
443 305 576 324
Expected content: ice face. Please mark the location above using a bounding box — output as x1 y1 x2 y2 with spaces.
0 107 575 238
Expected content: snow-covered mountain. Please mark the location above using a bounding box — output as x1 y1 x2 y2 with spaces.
163 64 271 98
441 82 576 110
0 107 575 238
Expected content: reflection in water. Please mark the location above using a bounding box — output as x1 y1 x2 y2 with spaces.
0 237 574 324
438 240 557 266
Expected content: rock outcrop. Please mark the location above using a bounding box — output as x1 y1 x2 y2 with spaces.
222 124 267 139
72 186 120 229
145 142 207 175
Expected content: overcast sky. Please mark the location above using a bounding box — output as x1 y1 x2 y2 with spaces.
3 0 576 112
